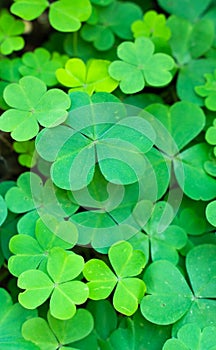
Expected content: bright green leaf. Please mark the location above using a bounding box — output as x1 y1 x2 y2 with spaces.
10 0 49 20
206 200 216 227
0 10 25 55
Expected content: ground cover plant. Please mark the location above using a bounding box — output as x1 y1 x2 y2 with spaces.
0 0 216 349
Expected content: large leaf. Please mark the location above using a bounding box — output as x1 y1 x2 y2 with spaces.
0 288 38 350
10 0 49 20
140 260 193 324
174 143 216 200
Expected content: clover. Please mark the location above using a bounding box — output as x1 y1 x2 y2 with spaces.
131 10 171 41
0 10 25 55
195 70 216 111
18 247 89 320
56 58 118 95
81 1 142 51
83 240 146 316
0 76 71 141
109 37 174 94
22 309 94 350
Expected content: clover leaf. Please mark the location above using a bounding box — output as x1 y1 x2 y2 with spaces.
163 324 216 350
109 37 174 94
81 1 142 51
167 16 214 65
195 70 216 111
0 76 71 141
140 244 216 327
0 10 25 55
56 58 118 95
13 140 37 168
0 195 7 226
206 119 216 152
18 247 89 320
0 288 38 350
206 201 216 227
10 0 49 21
43 101 155 190
83 241 146 316
133 201 187 264
157 0 212 21
131 10 171 41
22 309 94 349
19 48 64 87
11 0 92 32
8 215 78 276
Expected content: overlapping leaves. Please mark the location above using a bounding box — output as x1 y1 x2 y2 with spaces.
0 10 25 55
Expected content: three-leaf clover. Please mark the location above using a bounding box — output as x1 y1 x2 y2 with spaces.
22 309 94 350
19 48 64 87
131 10 171 41
81 1 142 51
8 215 78 277
0 76 71 141
195 70 216 111
83 240 146 316
18 247 89 320
0 10 25 55
109 37 174 94
163 324 216 350
56 58 118 95
11 0 92 32
141 244 216 328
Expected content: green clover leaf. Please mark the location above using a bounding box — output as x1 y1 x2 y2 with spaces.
0 288 38 350
0 76 71 141
46 101 155 190
19 48 64 87
13 140 37 168
10 0 49 21
195 70 216 111
22 309 94 349
11 0 92 32
81 1 142 51
0 10 25 55
109 37 174 94
8 215 78 277
0 195 7 226
131 10 171 41
141 244 216 327
56 58 118 95
163 324 216 350
83 241 146 316
18 247 89 320
167 16 214 65
206 201 216 227
157 0 211 21
133 201 187 264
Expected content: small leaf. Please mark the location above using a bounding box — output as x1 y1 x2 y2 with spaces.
0 195 7 226
18 270 53 309
10 0 49 20
113 278 146 316
83 259 117 299
206 200 216 227
49 0 92 32
108 240 146 278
